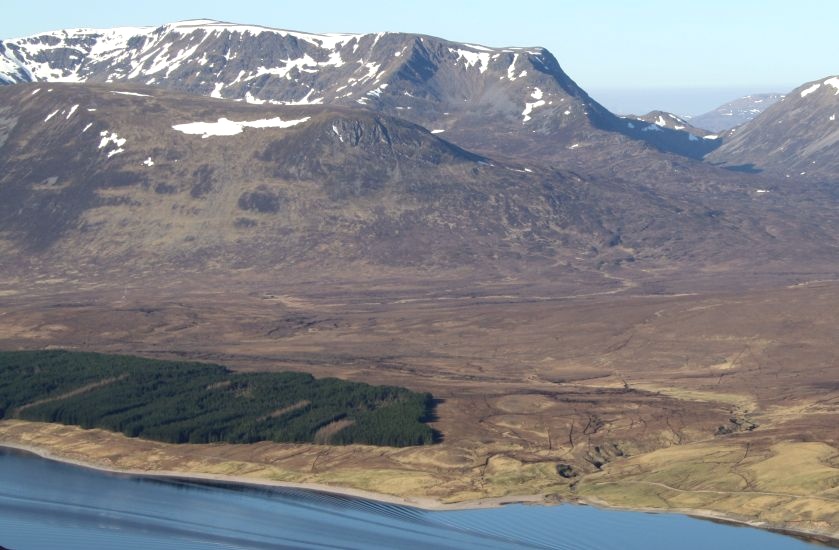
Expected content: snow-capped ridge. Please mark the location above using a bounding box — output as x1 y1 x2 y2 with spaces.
160 19 369 50
797 76 839 99
0 20 718 161
0 19 376 86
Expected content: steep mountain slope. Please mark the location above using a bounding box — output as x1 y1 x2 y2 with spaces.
690 93 785 132
0 20 717 162
0 83 835 283
707 77 839 181
0 82 620 276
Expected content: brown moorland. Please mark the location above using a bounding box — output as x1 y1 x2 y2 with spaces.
1 271 838 541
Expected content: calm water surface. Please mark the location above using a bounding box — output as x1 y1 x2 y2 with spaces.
0 448 822 549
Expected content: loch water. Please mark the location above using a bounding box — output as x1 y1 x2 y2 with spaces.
0 448 822 549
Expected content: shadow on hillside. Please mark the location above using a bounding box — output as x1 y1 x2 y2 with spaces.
422 397 445 444
723 163 763 174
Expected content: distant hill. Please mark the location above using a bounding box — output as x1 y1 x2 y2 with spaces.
689 93 784 132
630 110 714 138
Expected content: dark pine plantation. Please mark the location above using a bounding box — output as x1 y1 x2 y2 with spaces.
0 350 436 447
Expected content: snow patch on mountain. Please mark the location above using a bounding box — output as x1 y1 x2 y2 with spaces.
171 116 310 138
453 48 491 73
111 91 151 97
359 62 381 83
98 130 126 157
522 93 546 123
506 54 519 80
246 50 347 83
367 84 388 97
98 130 126 148
331 124 344 142
801 83 821 97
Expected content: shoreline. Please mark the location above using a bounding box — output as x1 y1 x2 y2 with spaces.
2 441 838 547
0 441 546 511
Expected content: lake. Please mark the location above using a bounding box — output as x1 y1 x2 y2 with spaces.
0 447 823 549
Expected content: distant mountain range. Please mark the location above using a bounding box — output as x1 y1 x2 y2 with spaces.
688 93 785 132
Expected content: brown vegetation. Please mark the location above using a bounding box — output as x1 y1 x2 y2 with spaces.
2 271 839 539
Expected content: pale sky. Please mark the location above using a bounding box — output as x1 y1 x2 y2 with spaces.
2 0 836 115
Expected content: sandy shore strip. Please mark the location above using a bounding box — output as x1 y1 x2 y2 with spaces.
0 442 547 511
2 441 838 547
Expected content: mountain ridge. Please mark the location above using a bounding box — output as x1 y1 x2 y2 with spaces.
1 21 838 284
0 19 719 162
1 82 836 285
707 76 839 181
630 110 713 138
688 93 785 132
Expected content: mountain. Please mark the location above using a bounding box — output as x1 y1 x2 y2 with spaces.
1 82 835 283
0 20 717 164
706 77 839 181
630 110 714 137
2 21 838 284
0 82 626 276
689 93 785 132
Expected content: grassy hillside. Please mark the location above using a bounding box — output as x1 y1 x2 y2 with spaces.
0 350 435 447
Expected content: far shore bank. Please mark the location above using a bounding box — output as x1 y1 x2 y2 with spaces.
2 440 838 548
